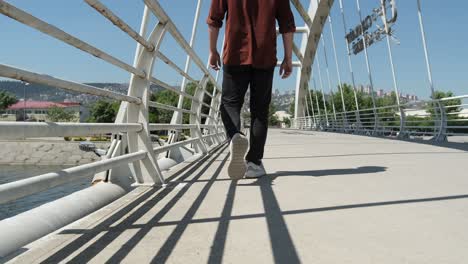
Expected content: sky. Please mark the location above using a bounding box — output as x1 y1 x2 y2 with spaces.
0 0 467 100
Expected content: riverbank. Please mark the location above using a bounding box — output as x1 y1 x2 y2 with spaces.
0 140 109 165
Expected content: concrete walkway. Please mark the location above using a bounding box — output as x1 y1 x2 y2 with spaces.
10 130 468 263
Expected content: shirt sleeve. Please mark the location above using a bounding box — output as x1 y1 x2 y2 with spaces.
276 0 296 34
206 0 227 28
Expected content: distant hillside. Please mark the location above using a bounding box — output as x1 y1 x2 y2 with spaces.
0 81 166 105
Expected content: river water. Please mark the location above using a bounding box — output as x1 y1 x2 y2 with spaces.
0 165 93 220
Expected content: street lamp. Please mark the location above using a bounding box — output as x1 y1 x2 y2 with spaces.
22 82 30 121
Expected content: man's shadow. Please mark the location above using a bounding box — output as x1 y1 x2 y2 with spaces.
270 166 387 179
233 166 386 264
240 166 387 186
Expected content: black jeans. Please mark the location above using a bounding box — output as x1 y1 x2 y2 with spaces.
220 65 274 165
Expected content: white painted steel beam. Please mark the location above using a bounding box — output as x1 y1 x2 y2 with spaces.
293 43 304 61
0 1 145 78
148 101 196 114
0 64 141 104
276 26 309 34
149 76 196 101
294 0 334 118
149 124 215 131
143 0 221 93
276 61 302 67
0 151 147 204
153 138 200 153
0 122 142 139
290 0 313 28
156 51 196 82
149 124 197 131
125 21 167 186
84 0 155 51
0 182 127 258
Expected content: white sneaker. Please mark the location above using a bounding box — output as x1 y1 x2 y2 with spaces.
244 162 266 178
227 133 248 180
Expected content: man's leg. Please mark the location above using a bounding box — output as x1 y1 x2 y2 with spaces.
221 65 251 179
220 65 250 139
246 67 274 165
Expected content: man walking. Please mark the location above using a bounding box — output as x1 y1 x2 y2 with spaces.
207 0 295 179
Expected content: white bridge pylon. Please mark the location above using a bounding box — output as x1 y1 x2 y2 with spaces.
292 0 334 119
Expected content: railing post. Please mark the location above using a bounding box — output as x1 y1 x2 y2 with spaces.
190 76 209 154
172 0 204 125
432 101 448 142
203 82 224 146
397 107 409 139
126 22 167 186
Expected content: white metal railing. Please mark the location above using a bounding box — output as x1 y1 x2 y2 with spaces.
292 95 468 142
0 0 226 256
0 150 148 204
0 0 226 188
0 122 143 139
286 0 468 143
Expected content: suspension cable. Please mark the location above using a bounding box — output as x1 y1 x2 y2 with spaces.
314 59 329 126
321 35 338 124
338 0 362 128
307 84 317 125
328 13 348 128
356 0 378 132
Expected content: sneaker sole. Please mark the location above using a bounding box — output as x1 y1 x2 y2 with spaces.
228 136 248 180
245 173 266 179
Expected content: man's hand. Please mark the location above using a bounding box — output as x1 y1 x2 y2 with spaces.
209 50 221 71
279 58 292 79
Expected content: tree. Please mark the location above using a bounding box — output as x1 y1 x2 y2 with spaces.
47 106 75 122
149 90 178 124
87 100 120 123
268 103 279 127
288 98 296 116
428 91 462 115
283 117 291 127
0 90 17 111
289 98 295 115
149 81 199 125
426 90 464 133
304 89 331 116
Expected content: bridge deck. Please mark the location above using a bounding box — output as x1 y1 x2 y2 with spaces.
11 130 468 263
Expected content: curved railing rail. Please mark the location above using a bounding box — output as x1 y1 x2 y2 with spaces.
292 95 468 142
0 0 226 257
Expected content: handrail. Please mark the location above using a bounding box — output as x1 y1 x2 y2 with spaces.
156 51 196 82
0 64 142 104
0 1 227 257
153 138 200 153
143 0 222 93
0 151 147 204
0 1 145 78
292 94 468 141
0 122 142 139
149 76 196 101
149 124 216 131
149 101 196 114
84 0 155 51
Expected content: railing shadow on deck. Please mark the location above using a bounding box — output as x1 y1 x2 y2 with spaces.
41 154 468 263
38 144 228 263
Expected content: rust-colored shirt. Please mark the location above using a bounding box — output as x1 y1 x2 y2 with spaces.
207 0 296 68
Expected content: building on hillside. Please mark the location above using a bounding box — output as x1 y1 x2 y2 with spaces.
376 89 384 97
274 110 292 128
1 100 82 122
459 109 468 118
